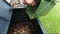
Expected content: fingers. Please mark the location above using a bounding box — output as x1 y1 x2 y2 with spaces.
23 0 27 4
23 0 36 6
30 1 36 6
25 0 34 4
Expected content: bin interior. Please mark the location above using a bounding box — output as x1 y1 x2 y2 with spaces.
7 8 43 34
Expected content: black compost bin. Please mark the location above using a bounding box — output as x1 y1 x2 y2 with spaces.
7 8 43 34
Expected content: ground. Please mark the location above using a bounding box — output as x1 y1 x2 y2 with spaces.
39 0 60 34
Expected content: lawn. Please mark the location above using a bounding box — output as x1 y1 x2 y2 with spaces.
39 0 60 34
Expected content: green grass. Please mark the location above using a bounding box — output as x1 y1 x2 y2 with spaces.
39 0 60 34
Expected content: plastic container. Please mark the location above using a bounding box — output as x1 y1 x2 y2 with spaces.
7 9 43 34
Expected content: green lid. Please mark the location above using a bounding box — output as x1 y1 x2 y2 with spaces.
26 0 56 19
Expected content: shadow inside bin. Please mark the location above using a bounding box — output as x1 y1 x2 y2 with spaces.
7 8 43 34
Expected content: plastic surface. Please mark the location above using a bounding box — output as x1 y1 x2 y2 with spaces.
0 0 12 34
26 0 56 19
0 0 12 20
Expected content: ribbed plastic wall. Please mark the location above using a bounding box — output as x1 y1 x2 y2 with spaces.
0 0 12 34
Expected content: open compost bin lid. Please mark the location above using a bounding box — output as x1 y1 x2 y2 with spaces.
26 0 56 19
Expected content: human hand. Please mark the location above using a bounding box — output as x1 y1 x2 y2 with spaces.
23 0 36 6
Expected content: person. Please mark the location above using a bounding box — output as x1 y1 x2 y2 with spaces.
10 0 36 8
23 0 36 6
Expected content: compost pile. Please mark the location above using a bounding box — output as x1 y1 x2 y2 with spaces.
8 22 35 34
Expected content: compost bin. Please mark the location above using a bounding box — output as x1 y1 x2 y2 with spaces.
7 8 43 34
